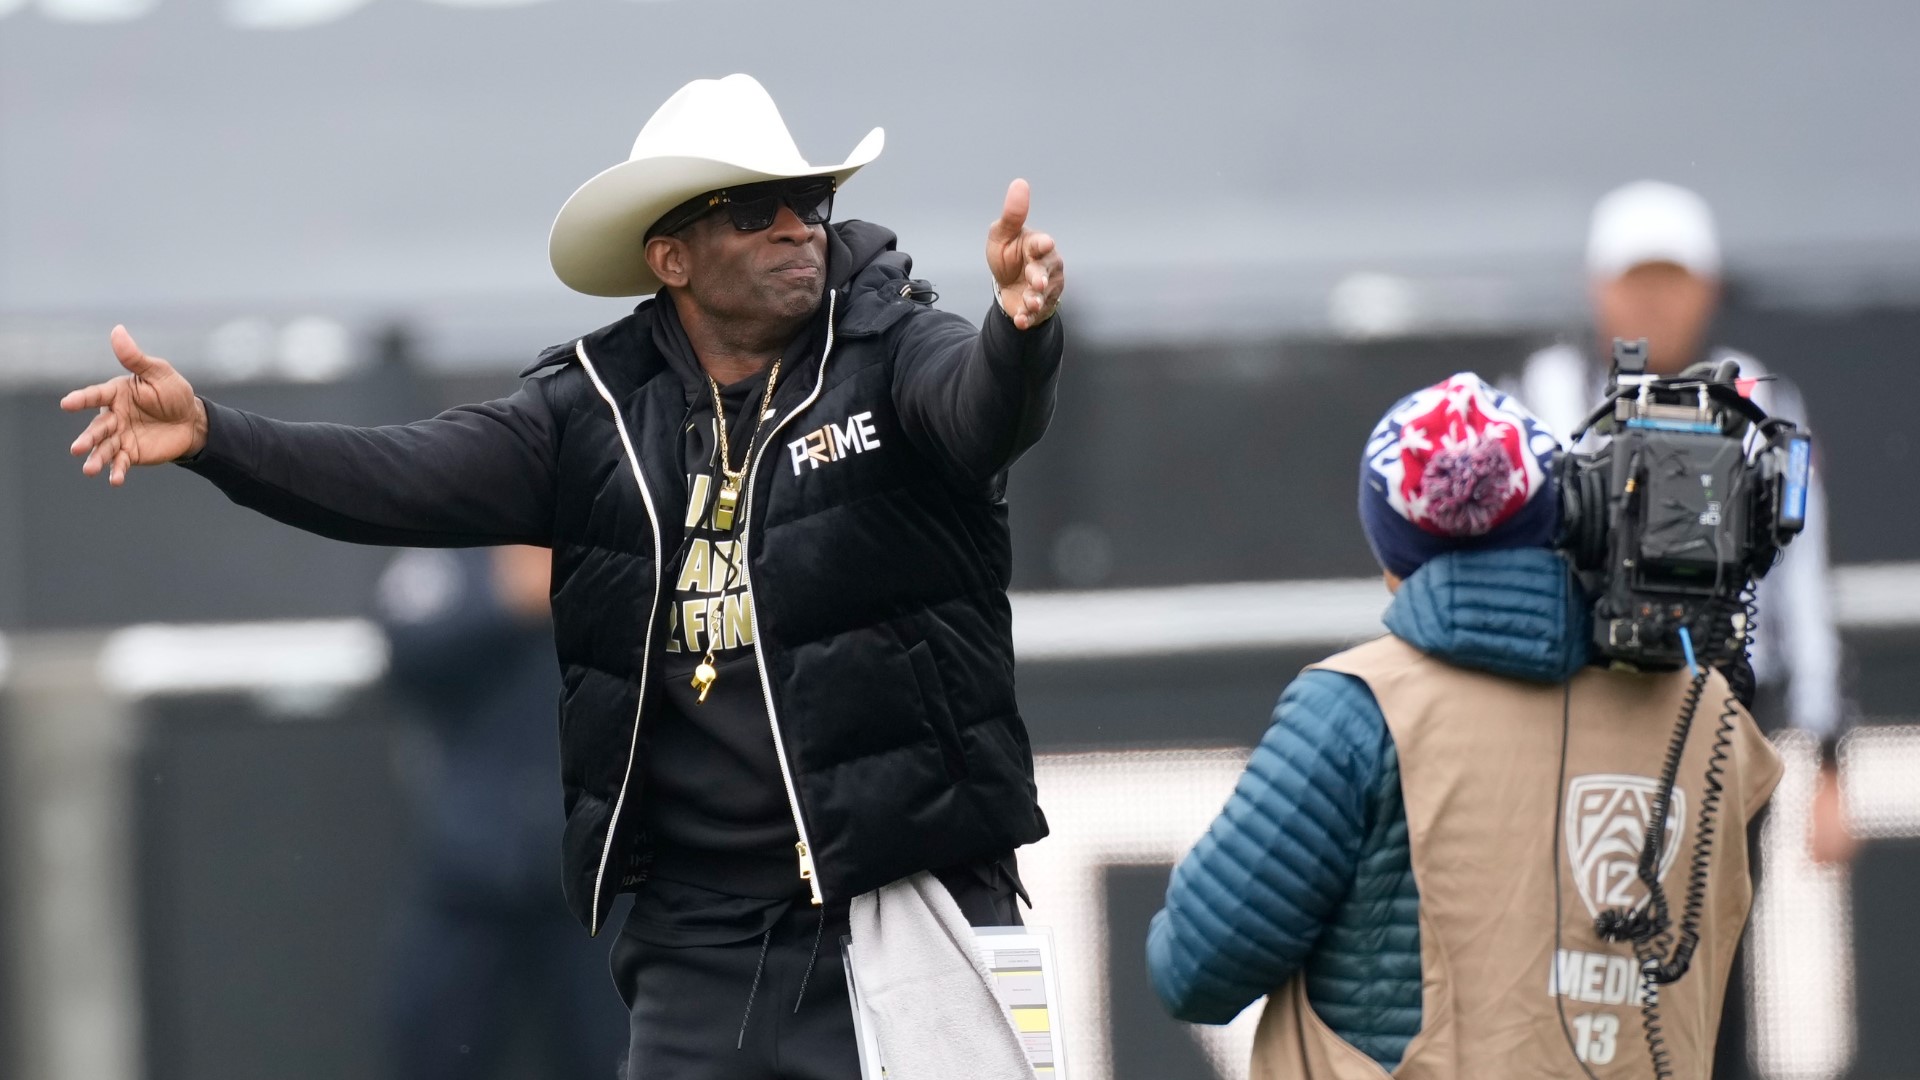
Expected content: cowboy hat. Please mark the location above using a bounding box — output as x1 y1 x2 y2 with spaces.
548 74 884 297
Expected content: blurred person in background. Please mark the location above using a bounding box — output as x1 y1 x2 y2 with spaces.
1148 374 1781 1078
375 544 627 1080
1513 181 1852 865
1513 187 1850 1080
60 73 1064 1079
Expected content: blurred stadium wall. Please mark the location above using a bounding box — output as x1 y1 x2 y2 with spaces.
5 3 1920 1079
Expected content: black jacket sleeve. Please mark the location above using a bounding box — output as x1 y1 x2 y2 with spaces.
889 302 1064 486
180 378 558 547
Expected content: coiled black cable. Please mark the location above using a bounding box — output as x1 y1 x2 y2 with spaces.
1594 668 1705 953
1588 665 1718 1080
1591 589 1750 1080
1667 684 1737 981
1639 974 1674 1080
1619 680 1735 1080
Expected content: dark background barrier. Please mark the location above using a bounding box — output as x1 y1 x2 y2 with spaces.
133 685 635 1080
1853 837 1920 1078
134 691 405 1080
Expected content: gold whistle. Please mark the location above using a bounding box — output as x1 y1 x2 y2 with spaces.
692 657 718 703
712 478 739 532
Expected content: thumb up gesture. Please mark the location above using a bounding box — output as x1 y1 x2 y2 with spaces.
985 179 1065 330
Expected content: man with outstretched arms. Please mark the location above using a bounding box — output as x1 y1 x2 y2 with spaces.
64 74 1064 1079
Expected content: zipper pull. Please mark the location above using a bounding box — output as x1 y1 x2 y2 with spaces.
796 840 823 906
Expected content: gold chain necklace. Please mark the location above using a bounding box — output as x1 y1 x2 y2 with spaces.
691 356 783 704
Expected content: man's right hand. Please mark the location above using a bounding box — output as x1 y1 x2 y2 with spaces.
61 325 208 486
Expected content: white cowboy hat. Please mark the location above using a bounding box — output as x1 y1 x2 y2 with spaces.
548 74 884 297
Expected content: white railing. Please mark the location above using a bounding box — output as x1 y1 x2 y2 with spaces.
96 619 387 697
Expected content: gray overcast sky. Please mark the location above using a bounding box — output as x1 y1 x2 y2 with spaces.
4 0 1919 358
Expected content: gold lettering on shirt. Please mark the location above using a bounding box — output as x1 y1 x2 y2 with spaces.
721 592 754 651
681 598 710 655
668 466 759 656
686 474 712 528
706 540 736 593
676 539 710 594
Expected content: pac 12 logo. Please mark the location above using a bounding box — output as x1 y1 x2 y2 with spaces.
1564 773 1684 918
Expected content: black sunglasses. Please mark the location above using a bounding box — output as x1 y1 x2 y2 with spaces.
649 177 836 239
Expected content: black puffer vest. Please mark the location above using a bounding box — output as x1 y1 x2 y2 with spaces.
528 230 1049 932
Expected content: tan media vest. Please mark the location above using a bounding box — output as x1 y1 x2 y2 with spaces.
1252 636 1782 1080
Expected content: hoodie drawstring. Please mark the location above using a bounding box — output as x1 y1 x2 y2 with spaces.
736 927 774 1050
793 905 826 1013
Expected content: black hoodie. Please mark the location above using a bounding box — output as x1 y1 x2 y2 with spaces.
638 290 821 900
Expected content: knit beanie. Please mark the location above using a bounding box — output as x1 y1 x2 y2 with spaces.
1358 372 1562 578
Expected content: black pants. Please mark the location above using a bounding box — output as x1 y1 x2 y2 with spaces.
612 863 1021 1080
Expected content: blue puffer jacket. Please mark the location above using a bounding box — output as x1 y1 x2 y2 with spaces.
1146 548 1589 1069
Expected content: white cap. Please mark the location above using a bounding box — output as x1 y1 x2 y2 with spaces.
1585 180 1721 281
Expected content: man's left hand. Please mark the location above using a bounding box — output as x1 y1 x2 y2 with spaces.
986 179 1064 330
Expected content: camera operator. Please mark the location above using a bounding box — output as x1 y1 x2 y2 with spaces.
1147 374 1783 1078
1513 180 1852 866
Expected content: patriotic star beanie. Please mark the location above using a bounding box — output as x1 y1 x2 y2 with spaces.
1358 372 1563 578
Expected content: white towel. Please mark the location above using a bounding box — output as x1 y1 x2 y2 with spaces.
847 871 1035 1080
